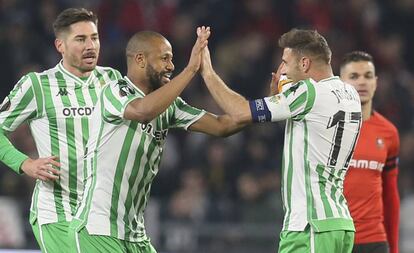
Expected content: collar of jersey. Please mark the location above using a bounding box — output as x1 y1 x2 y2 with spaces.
124 76 145 97
320 76 340 83
57 60 95 88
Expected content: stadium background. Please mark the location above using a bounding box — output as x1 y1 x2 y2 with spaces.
0 0 414 252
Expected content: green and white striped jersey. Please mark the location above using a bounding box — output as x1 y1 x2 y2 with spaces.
258 77 361 232
73 77 205 242
0 62 121 225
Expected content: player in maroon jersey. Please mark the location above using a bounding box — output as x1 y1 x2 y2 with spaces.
340 51 400 253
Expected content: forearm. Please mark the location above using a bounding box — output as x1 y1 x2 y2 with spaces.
128 67 196 122
211 114 247 137
0 128 28 174
203 71 251 124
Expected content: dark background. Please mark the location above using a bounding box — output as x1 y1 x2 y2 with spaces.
0 0 414 252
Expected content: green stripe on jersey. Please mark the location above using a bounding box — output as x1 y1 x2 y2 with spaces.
294 80 316 120
283 120 294 229
110 121 140 238
41 73 65 222
123 133 147 240
2 87 34 129
28 73 44 118
316 164 333 218
56 72 79 214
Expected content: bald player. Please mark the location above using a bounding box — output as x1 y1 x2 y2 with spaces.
68 28 245 253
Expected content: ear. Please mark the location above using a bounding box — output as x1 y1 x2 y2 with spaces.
55 38 64 54
135 52 146 68
300 57 311 73
373 75 378 92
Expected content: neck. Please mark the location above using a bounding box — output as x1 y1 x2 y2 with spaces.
361 101 373 121
127 71 152 95
62 60 92 78
308 65 334 82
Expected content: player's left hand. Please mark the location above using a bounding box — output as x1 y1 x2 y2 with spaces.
186 26 211 73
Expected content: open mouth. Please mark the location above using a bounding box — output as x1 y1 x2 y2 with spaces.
82 53 97 64
162 72 172 83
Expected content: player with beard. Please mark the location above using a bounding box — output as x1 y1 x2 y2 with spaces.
0 8 121 252
69 28 246 253
198 28 361 253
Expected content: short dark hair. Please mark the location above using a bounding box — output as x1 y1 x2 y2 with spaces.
278 28 332 64
53 8 98 37
340 51 374 71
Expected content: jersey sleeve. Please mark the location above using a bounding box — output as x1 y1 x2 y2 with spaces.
0 73 40 173
170 97 206 130
0 73 39 131
249 79 316 123
384 127 400 171
101 80 139 124
382 126 400 253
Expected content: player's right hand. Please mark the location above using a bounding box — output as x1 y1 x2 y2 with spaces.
21 156 61 181
269 62 292 95
200 46 213 77
186 26 210 73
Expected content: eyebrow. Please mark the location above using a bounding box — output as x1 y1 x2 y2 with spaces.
74 33 99 38
350 71 373 75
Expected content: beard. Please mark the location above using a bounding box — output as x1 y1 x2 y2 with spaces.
67 52 98 74
146 64 168 90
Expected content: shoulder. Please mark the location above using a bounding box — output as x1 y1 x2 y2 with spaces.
14 71 43 89
282 79 311 97
371 112 399 137
95 65 121 75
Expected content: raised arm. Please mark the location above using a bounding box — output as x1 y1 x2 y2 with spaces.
124 27 210 122
188 112 246 137
200 46 252 124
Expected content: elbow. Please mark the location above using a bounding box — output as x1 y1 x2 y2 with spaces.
125 103 155 123
133 110 155 124
215 117 246 138
215 128 233 138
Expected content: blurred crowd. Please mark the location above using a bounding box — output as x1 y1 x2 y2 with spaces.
0 0 414 252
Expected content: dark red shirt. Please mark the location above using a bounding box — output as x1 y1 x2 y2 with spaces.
344 111 399 250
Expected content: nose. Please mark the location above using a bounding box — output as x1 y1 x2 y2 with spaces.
280 63 287 75
356 77 367 87
85 38 97 50
166 60 174 72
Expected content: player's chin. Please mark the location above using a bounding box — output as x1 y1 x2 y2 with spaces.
161 77 171 84
81 64 97 72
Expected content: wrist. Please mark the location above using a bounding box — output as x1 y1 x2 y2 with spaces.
184 65 198 75
202 69 216 80
19 158 32 175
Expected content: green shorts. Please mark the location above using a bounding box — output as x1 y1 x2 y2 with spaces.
278 225 354 253
31 220 70 253
68 226 157 253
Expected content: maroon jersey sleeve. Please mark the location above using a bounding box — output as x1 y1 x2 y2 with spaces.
382 123 400 253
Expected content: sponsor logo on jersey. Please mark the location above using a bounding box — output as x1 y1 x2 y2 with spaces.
56 88 70 96
349 159 384 171
118 79 136 97
140 122 168 142
62 107 95 117
268 94 281 104
376 138 385 149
